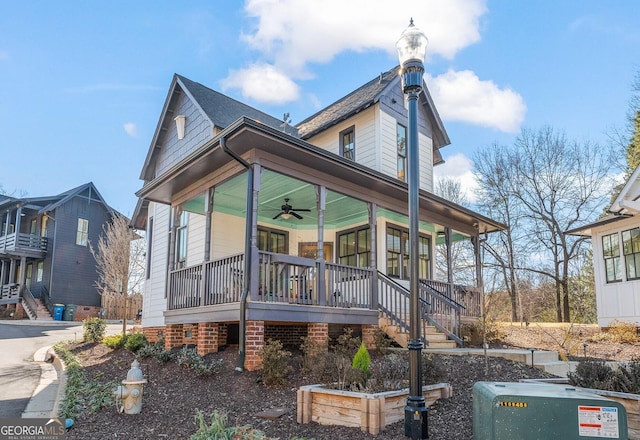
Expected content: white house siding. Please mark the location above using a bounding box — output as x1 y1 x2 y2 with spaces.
419 132 434 192
141 202 170 328
592 217 640 327
186 212 206 266
305 107 378 169
211 211 246 259
155 91 213 177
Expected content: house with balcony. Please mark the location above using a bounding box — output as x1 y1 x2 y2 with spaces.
0 182 116 320
132 68 504 370
568 164 640 327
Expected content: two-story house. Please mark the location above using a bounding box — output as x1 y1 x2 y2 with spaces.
0 182 116 320
132 68 504 370
569 165 640 327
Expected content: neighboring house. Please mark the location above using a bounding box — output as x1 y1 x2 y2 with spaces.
0 182 116 320
132 68 504 370
569 165 640 327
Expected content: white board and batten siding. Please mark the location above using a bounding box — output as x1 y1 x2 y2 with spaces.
154 91 214 178
591 216 640 327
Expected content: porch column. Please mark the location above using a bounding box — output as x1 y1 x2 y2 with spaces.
249 165 261 301
3 211 10 251
369 203 378 309
445 226 453 299
169 206 180 271
8 259 16 284
245 320 265 371
203 187 214 262
19 256 26 287
0 260 6 286
472 234 483 289
316 186 326 306
15 206 22 237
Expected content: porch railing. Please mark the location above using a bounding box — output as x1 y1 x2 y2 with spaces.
0 283 20 305
326 263 373 308
258 252 317 304
421 279 481 317
419 281 464 346
168 253 244 310
0 233 48 254
22 286 38 319
41 285 53 315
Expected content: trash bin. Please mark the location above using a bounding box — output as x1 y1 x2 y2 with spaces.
53 304 65 321
63 304 77 321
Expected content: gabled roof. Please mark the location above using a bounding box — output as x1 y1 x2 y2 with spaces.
0 182 116 217
295 66 450 158
139 74 295 182
610 163 640 215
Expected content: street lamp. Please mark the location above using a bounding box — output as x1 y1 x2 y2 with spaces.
396 18 428 439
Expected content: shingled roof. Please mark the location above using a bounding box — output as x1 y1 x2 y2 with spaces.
296 67 399 139
176 75 297 136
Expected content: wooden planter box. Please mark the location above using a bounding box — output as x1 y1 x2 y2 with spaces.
297 383 452 435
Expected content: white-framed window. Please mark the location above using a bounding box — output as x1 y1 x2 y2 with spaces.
76 218 89 246
623 228 640 280
602 233 622 283
37 261 44 282
340 126 355 161
176 211 188 269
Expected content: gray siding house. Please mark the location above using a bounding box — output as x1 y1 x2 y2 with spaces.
0 183 116 320
133 67 504 370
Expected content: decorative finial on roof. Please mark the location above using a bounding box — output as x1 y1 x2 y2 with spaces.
281 112 292 132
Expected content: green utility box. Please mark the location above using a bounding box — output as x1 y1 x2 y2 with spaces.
473 381 628 440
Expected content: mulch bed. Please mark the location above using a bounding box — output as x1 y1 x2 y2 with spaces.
63 343 553 440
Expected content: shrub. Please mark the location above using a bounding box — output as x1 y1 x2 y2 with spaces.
352 343 371 377
260 339 292 387
136 340 174 364
568 360 615 391
460 319 504 347
366 351 445 393
372 327 393 354
124 333 147 353
103 333 127 349
175 346 223 376
607 320 639 344
190 409 271 440
612 359 640 394
82 317 107 343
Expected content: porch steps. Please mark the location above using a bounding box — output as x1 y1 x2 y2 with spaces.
23 298 53 321
378 315 457 349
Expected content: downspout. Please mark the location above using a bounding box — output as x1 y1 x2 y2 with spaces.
220 136 253 372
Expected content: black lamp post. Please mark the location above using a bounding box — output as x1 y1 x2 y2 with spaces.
396 19 429 440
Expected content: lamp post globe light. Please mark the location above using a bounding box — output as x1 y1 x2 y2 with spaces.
396 19 429 439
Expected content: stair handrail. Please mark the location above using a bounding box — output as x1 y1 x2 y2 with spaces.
377 271 431 347
22 285 38 320
419 281 463 346
41 285 54 315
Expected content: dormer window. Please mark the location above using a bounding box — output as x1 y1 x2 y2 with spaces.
340 127 355 161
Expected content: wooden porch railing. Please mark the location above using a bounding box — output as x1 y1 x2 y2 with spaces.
419 281 464 345
421 279 481 317
258 252 317 304
0 233 48 254
326 263 373 308
41 285 54 315
0 283 20 305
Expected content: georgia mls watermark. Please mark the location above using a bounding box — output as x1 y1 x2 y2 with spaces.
0 418 65 440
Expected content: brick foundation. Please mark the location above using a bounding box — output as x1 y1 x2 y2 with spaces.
197 322 219 356
165 324 184 350
307 323 329 352
245 320 265 371
265 324 307 350
219 323 228 346
362 324 377 350
183 323 198 345
73 305 100 321
142 326 165 342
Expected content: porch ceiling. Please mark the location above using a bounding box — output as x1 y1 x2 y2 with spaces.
137 117 505 235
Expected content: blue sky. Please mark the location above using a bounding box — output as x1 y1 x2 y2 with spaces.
1 0 638 215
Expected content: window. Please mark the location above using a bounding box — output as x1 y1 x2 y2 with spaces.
30 219 37 235
26 264 32 288
602 233 621 283
257 227 288 253
338 227 370 268
386 225 430 280
176 211 188 269
340 127 355 161
146 217 153 279
37 261 43 282
397 123 407 181
623 228 640 280
76 218 89 246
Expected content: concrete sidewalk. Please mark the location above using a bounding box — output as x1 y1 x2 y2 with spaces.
21 346 66 418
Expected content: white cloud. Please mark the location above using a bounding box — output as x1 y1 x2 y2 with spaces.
124 123 137 137
433 153 479 203
220 63 300 104
224 0 487 103
427 70 526 133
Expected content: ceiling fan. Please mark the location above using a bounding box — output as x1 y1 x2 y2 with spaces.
273 198 310 220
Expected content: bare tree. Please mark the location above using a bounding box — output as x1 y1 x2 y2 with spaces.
90 214 145 333
474 127 616 322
